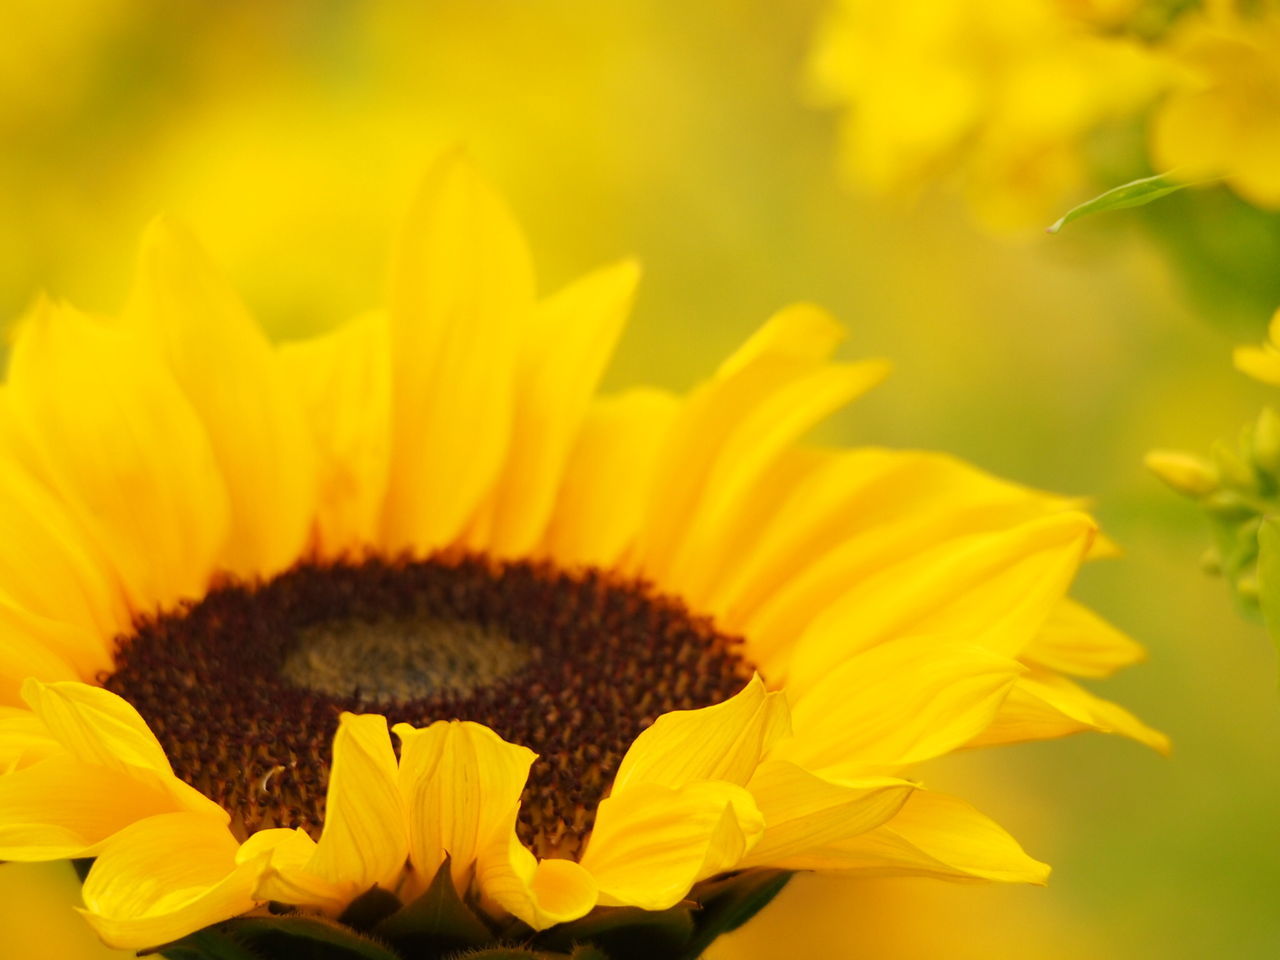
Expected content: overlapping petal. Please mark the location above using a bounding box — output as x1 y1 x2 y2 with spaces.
381 149 536 553
126 218 318 578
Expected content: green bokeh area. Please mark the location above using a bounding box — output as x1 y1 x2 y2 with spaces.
1 2 1278 957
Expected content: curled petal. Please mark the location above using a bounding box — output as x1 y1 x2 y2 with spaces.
579 780 764 911
80 812 259 950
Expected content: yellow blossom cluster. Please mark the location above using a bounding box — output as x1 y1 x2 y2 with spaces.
808 0 1280 228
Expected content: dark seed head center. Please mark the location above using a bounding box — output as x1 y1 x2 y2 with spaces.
103 555 754 859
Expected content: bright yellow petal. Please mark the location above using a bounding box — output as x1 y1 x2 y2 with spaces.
394 718 533 899
968 669 1170 754
382 150 536 554
1022 599 1146 678
739 760 915 869
480 260 638 557
80 812 258 950
784 513 1095 693
611 675 790 792
126 218 317 578
710 449 1079 654
0 611 81 707
0 707 61 773
285 713 407 903
0 447 128 652
1233 344 1280 386
4 300 229 613
0 757 193 860
476 833 597 930
714 301 846 376
20 680 223 820
636 306 889 600
539 388 679 569
578 780 764 911
779 639 1023 775
277 312 392 557
247 828 351 915
804 790 1050 884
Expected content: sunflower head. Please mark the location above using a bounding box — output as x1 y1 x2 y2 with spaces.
0 152 1164 958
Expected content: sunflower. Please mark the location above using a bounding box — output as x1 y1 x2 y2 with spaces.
0 152 1165 959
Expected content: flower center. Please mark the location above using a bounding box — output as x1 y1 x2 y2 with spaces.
103 555 754 859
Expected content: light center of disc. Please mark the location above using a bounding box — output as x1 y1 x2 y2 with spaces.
280 615 533 704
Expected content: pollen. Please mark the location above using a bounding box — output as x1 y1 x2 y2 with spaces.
103 555 755 859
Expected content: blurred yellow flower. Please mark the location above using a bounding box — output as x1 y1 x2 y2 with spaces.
0 154 1163 955
1150 2 1280 210
806 0 1166 229
1233 306 1280 384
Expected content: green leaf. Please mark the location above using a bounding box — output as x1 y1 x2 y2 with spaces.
1046 172 1212 234
1255 516 1280 663
374 857 494 954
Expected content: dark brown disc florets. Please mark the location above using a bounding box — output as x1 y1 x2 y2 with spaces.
103 555 755 858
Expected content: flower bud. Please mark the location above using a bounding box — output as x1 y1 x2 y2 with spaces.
1144 449 1219 498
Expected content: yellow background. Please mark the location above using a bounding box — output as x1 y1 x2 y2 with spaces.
1 1 1276 956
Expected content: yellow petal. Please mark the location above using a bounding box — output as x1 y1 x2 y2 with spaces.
579 780 764 911
611 675 791 792
277 312 392 556
246 828 352 915
803 790 1050 884
714 302 846 376
779 639 1023 775
1022 599 1146 678
0 448 128 652
382 150 536 554
711 449 1079 653
20 679 224 819
394 719 534 898
0 610 81 707
739 761 915 869
968 669 1170 754
126 218 316 578
0 757 191 860
480 260 638 557
784 513 1095 693
0 707 61 773
1233 343 1280 386
288 713 407 902
540 388 679 569
636 306 889 599
4 299 229 613
80 812 258 949
476 833 597 930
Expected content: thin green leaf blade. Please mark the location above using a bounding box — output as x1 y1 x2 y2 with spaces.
1047 172 1210 234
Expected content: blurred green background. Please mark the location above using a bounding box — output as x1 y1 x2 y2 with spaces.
2 1 1277 957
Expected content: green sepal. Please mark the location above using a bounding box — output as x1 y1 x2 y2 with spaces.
159 915 402 960
678 870 792 959
152 929 268 960
1046 172 1210 234
533 905 695 959
226 916 402 960
374 857 494 953
338 886 403 932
